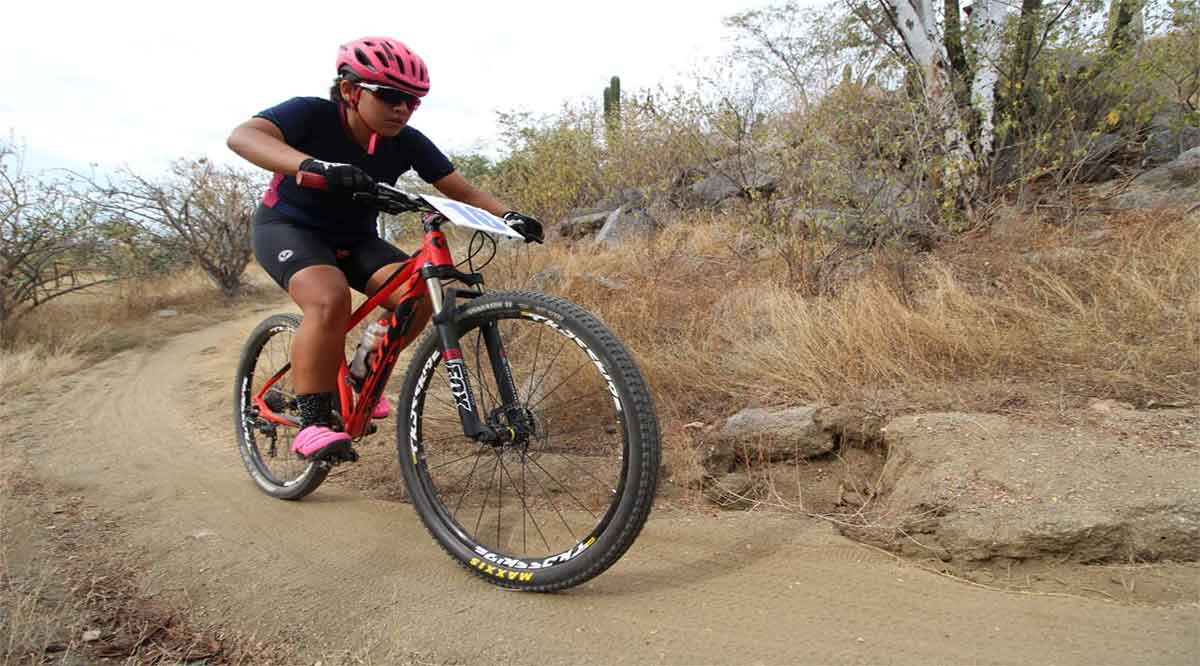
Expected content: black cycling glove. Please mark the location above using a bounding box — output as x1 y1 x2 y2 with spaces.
503 211 545 244
298 158 376 195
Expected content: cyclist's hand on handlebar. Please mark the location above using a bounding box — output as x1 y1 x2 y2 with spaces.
503 211 545 244
298 159 375 195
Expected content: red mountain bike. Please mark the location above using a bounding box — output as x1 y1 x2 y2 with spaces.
233 180 660 591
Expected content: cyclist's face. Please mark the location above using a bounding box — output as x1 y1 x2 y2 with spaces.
343 81 413 136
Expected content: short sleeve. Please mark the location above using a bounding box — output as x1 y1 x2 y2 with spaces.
254 97 323 146
402 128 456 183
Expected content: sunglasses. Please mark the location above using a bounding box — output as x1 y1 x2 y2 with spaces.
357 83 421 109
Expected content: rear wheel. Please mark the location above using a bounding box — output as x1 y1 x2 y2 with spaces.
233 314 329 500
397 292 660 591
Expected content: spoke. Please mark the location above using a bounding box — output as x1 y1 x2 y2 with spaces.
527 360 592 412
523 321 546 407
524 335 572 412
545 450 617 490
428 450 487 472
533 388 619 419
532 420 623 448
497 445 503 547
473 454 500 538
521 455 579 541
522 460 528 553
497 454 552 553
450 447 488 519
525 455 599 520
427 384 460 413
418 420 492 445
416 414 462 427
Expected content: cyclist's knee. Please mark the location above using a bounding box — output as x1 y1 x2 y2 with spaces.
300 291 350 324
290 268 350 325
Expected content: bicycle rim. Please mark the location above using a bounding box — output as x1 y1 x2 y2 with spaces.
236 315 319 490
408 309 635 570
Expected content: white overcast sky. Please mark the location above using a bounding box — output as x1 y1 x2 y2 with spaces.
2 0 778 177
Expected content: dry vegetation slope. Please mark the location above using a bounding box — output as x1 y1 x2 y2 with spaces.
1 204 1197 662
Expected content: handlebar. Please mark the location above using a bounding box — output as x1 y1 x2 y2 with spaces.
295 172 436 216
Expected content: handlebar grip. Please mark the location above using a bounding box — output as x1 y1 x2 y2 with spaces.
295 171 329 190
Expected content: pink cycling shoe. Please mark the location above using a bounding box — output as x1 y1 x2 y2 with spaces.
371 395 392 419
292 425 352 459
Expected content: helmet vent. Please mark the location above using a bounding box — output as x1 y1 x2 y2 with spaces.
354 48 376 71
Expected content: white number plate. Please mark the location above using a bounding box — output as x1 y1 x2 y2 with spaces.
421 195 524 240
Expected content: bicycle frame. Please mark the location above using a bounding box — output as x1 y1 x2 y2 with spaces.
250 214 521 444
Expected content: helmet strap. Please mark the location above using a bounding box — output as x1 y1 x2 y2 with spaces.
341 85 381 156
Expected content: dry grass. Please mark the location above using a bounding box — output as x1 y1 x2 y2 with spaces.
482 207 1199 424
1 265 282 399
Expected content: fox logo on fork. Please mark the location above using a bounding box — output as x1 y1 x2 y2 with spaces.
446 360 473 413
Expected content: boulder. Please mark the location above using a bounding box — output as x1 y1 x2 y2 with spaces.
854 412 1200 563
594 205 656 248
558 211 609 240
530 266 563 290
1143 107 1200 167
1075 133 1126 183
704 407 835 472
670 158 781 209
1116 146 1200 209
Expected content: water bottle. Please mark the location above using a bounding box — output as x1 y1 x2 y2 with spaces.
349 319 388 387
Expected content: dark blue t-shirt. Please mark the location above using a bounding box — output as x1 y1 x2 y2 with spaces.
255 96 455 238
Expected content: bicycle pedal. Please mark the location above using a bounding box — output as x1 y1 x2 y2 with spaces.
326 447 359 465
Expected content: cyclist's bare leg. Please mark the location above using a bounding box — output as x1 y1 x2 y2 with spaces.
287 265 351 394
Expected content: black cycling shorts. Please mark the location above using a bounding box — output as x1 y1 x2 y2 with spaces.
252 204 409 293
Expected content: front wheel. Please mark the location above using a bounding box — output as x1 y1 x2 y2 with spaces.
397 291 660 591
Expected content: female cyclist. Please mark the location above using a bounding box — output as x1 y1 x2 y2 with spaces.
227 36 543 462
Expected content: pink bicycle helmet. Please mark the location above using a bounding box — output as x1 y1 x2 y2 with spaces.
336 37 430 97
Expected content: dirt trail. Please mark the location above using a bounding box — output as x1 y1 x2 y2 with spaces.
9 306 1198 665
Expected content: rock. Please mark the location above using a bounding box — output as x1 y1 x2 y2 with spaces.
598 188 647 210
688 173 743 207
1075 133 1125 183
530 266 563 290
704 472 759 510
156 309 178 318
813 405 886 447
1143 107 1200 167
856 412 1200 563
1116 146 1200 209
82 629 101 642
558 211 610 240
579 273 627 290
594 205 656 248
670 158 781 209
712 407 835 466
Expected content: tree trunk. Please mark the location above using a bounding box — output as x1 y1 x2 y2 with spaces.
1004 0 1042 124
968 0 1005 163
944 0 970 106
882 0 980 203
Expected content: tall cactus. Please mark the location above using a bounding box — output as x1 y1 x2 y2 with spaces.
603 75 621 137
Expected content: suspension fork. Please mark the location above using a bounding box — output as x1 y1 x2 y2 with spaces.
423 267 497 442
